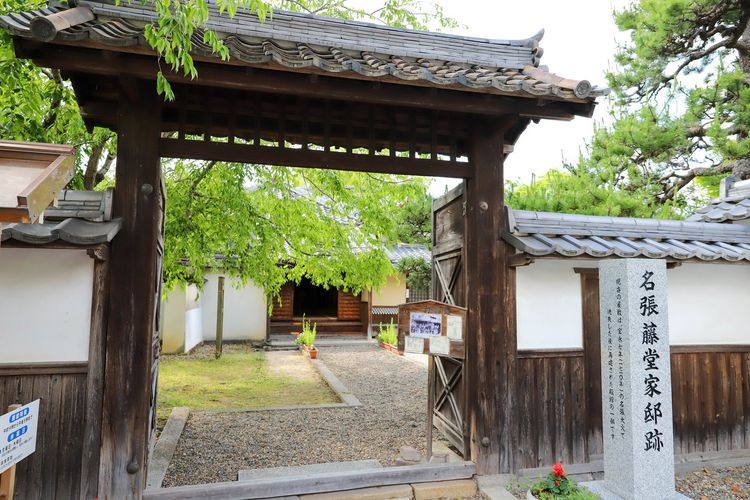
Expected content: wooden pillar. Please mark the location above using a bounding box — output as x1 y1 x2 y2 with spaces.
99 79 162 498
464 120 517 474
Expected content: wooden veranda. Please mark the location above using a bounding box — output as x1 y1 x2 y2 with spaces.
1 2 605 497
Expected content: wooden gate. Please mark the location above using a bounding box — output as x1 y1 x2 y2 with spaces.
430 184 468 456
148 179 166 452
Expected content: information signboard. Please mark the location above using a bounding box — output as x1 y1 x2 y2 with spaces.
0 399 40 474
397 300 466 358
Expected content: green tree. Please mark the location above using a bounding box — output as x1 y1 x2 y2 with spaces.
0 0 454 299
163 161 430 299
575 0 750 207
0 0 115 188
506 168 687 218
393 188 432 246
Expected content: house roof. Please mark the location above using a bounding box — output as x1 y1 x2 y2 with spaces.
503 207 750 263
688 176 750 223
1 190 121 246
385 243 431 265
0 1 607 102
45 189 114 222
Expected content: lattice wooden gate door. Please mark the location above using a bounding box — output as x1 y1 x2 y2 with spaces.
430 184 469 456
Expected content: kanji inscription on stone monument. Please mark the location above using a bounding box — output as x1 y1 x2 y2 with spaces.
597 259 676 499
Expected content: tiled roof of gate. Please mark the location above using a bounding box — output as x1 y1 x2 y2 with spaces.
688 177 750 223
1 190 121 246
503 208 750 262
0 1 608 101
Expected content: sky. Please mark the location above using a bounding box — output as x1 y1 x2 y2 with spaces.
403 0 632 195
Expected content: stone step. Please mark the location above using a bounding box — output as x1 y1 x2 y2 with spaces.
238 460 383 482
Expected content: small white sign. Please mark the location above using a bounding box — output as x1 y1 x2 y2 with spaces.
405 336 425 354
409 312 442 337
446 315 463 340
0 399 40 474
429 336 450 356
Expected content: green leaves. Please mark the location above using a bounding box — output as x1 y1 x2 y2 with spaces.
572 0 750 205
162 159 430 305
0 0 115 188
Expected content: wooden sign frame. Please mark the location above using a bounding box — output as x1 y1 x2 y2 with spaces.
397 300 467 359
0 140 75 224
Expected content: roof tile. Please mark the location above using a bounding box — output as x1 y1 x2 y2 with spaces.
503 207 750 263
0 2 608 101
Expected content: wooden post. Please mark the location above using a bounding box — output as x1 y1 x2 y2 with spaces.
464 120 517 474
99 79 162 498
426 357 435 460
0 404 21 500
215 276 225 359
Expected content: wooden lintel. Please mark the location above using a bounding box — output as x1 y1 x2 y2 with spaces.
159 139 471 178
0 362 88 376
15 40 585 120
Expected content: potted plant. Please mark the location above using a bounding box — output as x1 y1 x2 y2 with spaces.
527 463 597 499
295 315 318 359
376 319 400 355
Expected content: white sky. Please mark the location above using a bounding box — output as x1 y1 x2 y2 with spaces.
412 0 632 195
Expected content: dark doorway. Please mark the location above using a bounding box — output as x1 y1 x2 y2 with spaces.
293 277 338 317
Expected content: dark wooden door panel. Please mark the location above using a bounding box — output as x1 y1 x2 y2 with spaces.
430 184 468 456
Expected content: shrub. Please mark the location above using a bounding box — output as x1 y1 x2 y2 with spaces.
295 315 317 347
530 463 597 499
376 319 398 346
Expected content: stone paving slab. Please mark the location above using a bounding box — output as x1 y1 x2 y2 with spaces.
411 479 477 500
238 459 382 481
301 484 413 500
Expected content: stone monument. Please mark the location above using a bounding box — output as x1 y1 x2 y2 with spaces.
581 259 687 499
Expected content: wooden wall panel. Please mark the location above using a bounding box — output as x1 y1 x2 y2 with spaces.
515 352 587 468
269 282 294 320
337 290 361 321
0 372 88 499
516 347 750 468
670 349 750 455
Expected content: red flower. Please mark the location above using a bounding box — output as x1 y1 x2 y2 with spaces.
552 463 566 477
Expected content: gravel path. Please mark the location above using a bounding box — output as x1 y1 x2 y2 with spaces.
677 464 750 499
163 345 429 487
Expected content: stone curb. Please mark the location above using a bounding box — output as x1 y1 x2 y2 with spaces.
311 357 362 407
146 407 189 489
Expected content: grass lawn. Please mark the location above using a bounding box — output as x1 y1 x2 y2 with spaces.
157 345 338 426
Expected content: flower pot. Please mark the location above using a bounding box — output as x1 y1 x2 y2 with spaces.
378 341 404 356
378 341 402 355
302 345 318 359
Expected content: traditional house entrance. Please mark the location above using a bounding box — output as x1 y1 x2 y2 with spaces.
293 278 338 318
0 2 604 497
269 280 367 336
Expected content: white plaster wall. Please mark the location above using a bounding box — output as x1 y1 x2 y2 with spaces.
516 259 583 350
184 284 203 351
161 287 187 353
0 248 93 363
667 263 750 345
372 274 407 306
162 284 204 354
202 273 267 342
